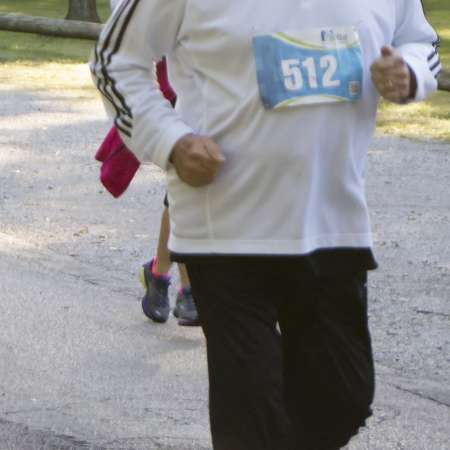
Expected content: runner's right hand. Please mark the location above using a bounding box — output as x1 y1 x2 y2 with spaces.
170 134 226 187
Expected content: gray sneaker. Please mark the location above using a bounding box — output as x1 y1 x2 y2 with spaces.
173 288 200 327
139 258 171 323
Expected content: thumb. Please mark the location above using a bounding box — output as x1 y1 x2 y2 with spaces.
381 45 394 59
204 141 226 164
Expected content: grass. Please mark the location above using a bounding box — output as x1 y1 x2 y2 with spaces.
376 0 450 142
377 92 450 141
0 0 111 62
0 0 449 141
0 62 95 96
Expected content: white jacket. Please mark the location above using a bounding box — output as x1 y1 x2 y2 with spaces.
109 0 122 11
91 0 440 256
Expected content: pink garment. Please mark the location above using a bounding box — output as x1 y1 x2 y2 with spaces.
95 126 140 198
96 58 176 198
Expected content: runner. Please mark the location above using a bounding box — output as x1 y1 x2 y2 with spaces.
91 1 441 448
101 0 199 327
138 58 199 327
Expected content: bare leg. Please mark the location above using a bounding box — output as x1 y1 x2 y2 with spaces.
178 263 191 289
155 205 191 288
154 207 172 274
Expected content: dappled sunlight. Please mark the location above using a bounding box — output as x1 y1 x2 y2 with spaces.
0 148 24 166
0 106 107 130
0 61 165 276
0 3 448 449
0 231 35 249
377 92 450 141
0 62 96 92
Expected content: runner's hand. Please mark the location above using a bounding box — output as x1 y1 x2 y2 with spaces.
370 46 416 103
170 134 225 187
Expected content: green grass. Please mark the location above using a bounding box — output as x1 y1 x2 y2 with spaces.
0 0 110 20
424 0 450 68
0 0 111 62
376 0 450 142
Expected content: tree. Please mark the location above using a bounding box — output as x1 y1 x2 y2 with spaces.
66 0 101 23
0 14 102 40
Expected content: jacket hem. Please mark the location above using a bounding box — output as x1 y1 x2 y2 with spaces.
168 233 374 255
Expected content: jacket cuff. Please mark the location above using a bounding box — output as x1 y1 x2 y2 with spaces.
151 123 193 171
401 53 438 102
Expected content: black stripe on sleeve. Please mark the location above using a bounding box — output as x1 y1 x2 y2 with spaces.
428 53 440 68
433 68 442 79
431 61 442 78
99 1 138 129
93 0 142 136
428 50 437 61
419 2 442 80
105 0 141 67
94 0 130 94
432 38 441 50
430 60 441 72
419 1 442 52
92 0 133 131
99 0 143 126
114 118 132 138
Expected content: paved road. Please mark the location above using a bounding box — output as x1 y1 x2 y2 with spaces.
0 67 449 449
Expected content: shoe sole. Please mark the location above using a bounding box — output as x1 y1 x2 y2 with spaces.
173 306 199 325
139 266 169 324
177 318 201 327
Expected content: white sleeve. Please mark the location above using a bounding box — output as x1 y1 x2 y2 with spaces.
90 0 193 170
393 0 441 101
109 0 121 11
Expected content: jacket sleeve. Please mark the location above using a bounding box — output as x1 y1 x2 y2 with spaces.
109 0 121 11
393 0 441 101
90 0 193 170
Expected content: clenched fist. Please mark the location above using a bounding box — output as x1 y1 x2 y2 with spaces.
170 134 226 187
370 45 417 104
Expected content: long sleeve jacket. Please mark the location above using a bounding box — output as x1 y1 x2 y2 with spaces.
91 0 440 256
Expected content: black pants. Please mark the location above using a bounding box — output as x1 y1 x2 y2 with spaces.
186 259 375 450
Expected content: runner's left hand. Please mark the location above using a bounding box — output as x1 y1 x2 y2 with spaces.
370 45 416 103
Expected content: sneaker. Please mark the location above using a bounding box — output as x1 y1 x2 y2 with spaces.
139 258 171 323
173 288 200 327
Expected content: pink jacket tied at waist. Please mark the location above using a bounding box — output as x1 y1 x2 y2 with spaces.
96 59 176 198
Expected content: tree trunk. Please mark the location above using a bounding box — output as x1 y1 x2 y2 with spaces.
66 0 100 23
0 14 103 40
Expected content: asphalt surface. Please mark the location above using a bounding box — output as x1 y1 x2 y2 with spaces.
0 68 449 449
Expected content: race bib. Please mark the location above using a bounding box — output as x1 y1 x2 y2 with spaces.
252 26 363 109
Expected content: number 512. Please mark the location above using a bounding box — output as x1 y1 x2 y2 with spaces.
281 55 340 91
